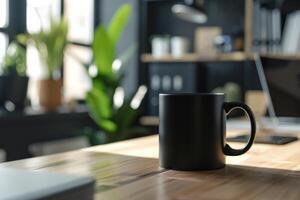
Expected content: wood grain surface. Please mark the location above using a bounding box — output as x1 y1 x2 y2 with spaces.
2 133 300 199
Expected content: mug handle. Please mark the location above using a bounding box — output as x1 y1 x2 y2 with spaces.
223 102 256 156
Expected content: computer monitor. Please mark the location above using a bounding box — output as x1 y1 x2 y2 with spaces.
254 55 300 119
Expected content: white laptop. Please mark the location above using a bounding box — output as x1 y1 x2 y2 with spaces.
0 167 95 200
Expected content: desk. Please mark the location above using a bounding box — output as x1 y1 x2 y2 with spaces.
2 134 300 199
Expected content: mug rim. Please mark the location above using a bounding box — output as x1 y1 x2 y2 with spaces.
159 93 224 96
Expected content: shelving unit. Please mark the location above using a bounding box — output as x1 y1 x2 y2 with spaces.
245 0 300 61
141 0 254 64
141 0 300 63
139 0 300 117
141 52 300 63
141 52 253 63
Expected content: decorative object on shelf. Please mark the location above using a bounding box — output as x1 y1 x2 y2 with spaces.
231 28 244 51
282 10 300 54
0 42 28 111
85 4 147 145
212 82 242 118
170 36 190 57
212 82 241 102
195 27 222 55
245 90 268 129
38 79 63 111
171 0 207 24
151 35 170 58
18 16 68 111
214 35 233 53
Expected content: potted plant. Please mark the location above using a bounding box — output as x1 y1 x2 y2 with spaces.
84 4 147 144
0 41 28 111
18 16 68 111
0 68 10 109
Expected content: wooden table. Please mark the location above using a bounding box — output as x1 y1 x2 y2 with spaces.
2 133 300 199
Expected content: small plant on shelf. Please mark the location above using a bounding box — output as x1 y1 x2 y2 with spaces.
0 41 29 111
2 42 27 76
18 16 68 111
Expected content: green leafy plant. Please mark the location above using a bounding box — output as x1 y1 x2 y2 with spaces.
18 16 68 79
1 42 27 76
86 4 147 142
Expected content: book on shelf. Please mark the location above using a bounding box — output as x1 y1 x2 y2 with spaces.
272 9 281 53
282 10 300 54
252 1 282 54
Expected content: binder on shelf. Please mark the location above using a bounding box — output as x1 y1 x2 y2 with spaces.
272 9 281 53
260 8 268 53
282 11 300 54
252 1 261 52
252 1 282 54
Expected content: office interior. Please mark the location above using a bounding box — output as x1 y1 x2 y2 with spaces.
0 0 300 199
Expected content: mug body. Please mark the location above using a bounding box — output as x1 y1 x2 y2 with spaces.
159 93 225 170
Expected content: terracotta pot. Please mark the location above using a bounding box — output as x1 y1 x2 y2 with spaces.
38 79 62 111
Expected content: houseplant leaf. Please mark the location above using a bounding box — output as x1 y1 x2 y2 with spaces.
115 99 139 132
108 4 132 46
86 86 117 133
89 79 113 119
92 26 114 77
2 42 27 76
18 16 68 79
85 3 148 143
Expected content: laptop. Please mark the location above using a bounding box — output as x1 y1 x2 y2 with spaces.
228 55 300 138
0 167 95 200
254 54 300 133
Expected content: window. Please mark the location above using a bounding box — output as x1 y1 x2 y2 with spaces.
26 0 62 107
0 33 8 66
63 0 95 101
65 0 94 44
64 45 91 101
25 0 97 102
0 0 8 28
26 0 61 33
26 0 62 77
0 0 8 65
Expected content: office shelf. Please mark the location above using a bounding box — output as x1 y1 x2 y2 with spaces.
260 53 300 61
141 52 254 63
142 52 300 63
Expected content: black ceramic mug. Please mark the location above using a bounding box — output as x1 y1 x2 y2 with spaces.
159 93 256 170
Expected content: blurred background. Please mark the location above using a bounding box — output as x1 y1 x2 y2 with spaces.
0 0 299 162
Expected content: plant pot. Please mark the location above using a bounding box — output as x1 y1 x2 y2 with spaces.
6 75 29 111
38 79 62 112
0 75 10 108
